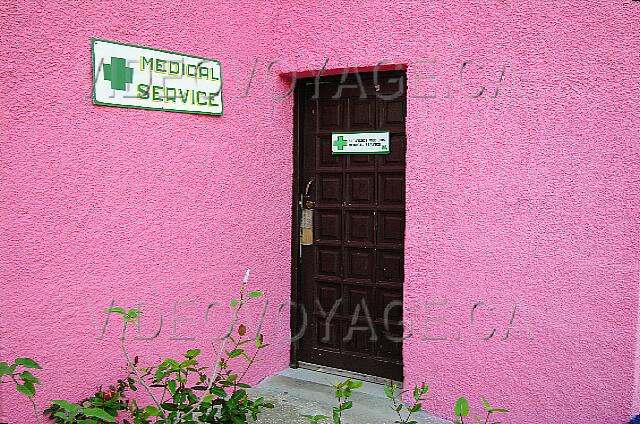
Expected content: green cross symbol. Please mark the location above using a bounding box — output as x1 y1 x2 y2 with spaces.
333 135 347 150
103 57 133 91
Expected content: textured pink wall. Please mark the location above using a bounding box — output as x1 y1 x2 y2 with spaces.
1 1 639 423
0 1 294 421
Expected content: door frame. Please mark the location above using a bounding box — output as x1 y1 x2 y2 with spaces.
289 74 305 368
289 70 408 371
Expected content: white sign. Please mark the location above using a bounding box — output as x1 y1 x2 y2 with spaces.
92 38 222 115
331 131 390 155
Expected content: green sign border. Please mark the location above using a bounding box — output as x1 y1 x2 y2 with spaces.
331 130 391 155
91 38 223 116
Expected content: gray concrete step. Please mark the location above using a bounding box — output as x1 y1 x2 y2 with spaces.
249 368 451 424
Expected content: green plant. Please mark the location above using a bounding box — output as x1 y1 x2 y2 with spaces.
42 400 118 423
453 396 509 424
43 377 132 423
384 381 429 424
108 269 274 423
303 378 363 424
0 357 42 423
126 342 273 423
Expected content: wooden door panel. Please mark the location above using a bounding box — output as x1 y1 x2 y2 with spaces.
318 99 344 131
378 212 405 245
345 248 375 283
317 135 342 170
380 99 406 131
315 210 342 243
346 173 376 205
377 250 404 284
297 71 406 380
345 211 375 245
379 134 406 168
346 153 375 169
316 174 343 206
349 98 376 129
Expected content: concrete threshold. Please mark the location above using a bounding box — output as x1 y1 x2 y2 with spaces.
249 368 451 424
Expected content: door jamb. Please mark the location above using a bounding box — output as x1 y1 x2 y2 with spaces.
290 77 306 368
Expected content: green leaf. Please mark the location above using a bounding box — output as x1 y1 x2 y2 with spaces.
303 415 329 424
492 408 510 413
342 400 353 410
52 400 80 413
107 307 125 314
159 358 180 370
481 396 491 411
14 358 41 369
202 393 216 403
332 408 340 424
248 291 264 299
347 380 363 389
0 362 11 376
82 407 117 422
161 402 179 411
168 379 177 395
454 397 470 417
383 384 395 399
210 386 226 397
144 405 163 417
19 370 41 385
180 359 198 368
154 369 167 381
227 349 244 358
16 383 35 397
230 298 239 308
185 349 201 359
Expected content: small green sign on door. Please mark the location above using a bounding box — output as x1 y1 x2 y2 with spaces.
331 131 390 155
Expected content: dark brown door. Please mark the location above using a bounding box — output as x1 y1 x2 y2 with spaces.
295 71 406 380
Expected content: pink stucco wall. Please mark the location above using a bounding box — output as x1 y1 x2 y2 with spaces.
1 1 639 423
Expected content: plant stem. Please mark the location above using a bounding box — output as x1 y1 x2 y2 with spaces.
405 408 413 423
29 397 40 424
484 411 492 424
229 334 244 393
177 269 251 422
120 321 166 420
390 392 405 423
236 335 261 385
